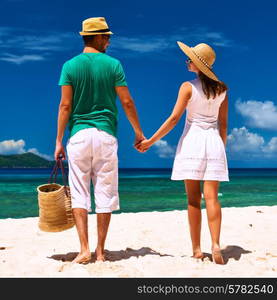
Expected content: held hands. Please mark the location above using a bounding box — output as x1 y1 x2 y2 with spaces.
133 132 154 153
136 139 153 152
134 133 146 148
133 133 146 153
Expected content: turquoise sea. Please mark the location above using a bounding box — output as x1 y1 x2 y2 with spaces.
0 168 276 219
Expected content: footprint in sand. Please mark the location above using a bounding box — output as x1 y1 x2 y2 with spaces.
58 262 76 272
0 246 13 250
266 252 277 258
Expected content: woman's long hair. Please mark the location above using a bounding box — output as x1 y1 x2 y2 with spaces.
198 71 228 99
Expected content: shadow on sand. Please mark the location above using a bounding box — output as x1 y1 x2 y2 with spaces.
221 245 252 264
186 245 252 265
48 247 173 263
48 245 251 265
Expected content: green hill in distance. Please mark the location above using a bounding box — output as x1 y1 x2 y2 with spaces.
0 153 56 168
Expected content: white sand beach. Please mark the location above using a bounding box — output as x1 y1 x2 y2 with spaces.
0 206 277 278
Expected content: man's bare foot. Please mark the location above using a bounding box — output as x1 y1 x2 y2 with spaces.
72 251 91 264
95 248 106 262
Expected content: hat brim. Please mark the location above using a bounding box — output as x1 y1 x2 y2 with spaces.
177 41 219 82
79 31 113 36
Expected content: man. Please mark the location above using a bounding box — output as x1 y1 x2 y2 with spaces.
54 17 144 263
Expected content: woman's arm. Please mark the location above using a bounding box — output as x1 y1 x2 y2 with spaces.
218 93 228 147
138 82 192 151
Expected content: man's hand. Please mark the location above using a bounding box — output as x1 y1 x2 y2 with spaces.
54 142 66 161
54 85 72 161
136 139 153 152
134 133 145 149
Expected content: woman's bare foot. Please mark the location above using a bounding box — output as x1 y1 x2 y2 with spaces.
95 247 106 262
72 251 91 264
192 247 204 259
212 247 224 265
192 251 204 259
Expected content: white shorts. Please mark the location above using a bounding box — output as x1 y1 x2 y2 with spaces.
66 127 119 213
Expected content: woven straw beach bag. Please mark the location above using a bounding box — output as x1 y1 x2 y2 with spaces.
37 158 75 232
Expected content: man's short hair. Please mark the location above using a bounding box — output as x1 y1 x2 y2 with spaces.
82 35 96 45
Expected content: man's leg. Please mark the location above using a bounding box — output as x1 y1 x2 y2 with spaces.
92 129 120 262
66 129 92 264
95 213 111 261
72 208 91 263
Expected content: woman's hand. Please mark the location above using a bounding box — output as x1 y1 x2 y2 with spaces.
136 139 154 152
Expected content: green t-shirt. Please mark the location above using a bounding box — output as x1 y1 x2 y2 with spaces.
59 53 127 138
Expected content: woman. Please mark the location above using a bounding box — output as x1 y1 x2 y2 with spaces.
137 41 229 264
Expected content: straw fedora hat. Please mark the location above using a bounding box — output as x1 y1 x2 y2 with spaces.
79 17 113 36
177 41 219 81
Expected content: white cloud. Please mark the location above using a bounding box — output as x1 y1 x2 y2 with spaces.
0 28 78 64
235 99 277 130
0 139 26 154
0 53 45 64
262 137 277 154
111 37 169 53
27 148 53 161
0 29 75 51
227 127 277 159
0 139 52 160
110 27 234 54
177 26 233 48
0 26 233 62
227 127 264 154
0 33 73 51
153 140 176 158
212 41 232 47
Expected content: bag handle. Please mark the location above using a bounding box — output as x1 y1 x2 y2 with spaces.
48 156 69 197
48 161 59 184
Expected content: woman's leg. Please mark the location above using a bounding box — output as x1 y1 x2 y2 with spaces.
185 180 203 258
203 180 224 264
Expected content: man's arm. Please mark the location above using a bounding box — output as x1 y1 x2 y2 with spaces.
54 85 73 160
115 86 145 145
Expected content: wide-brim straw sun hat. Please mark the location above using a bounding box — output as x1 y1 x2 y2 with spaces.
79 17 113 36
177 41 219 81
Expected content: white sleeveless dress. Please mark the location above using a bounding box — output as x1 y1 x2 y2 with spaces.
171 78 229 181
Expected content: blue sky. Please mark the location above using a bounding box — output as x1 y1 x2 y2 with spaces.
0 0 277 168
